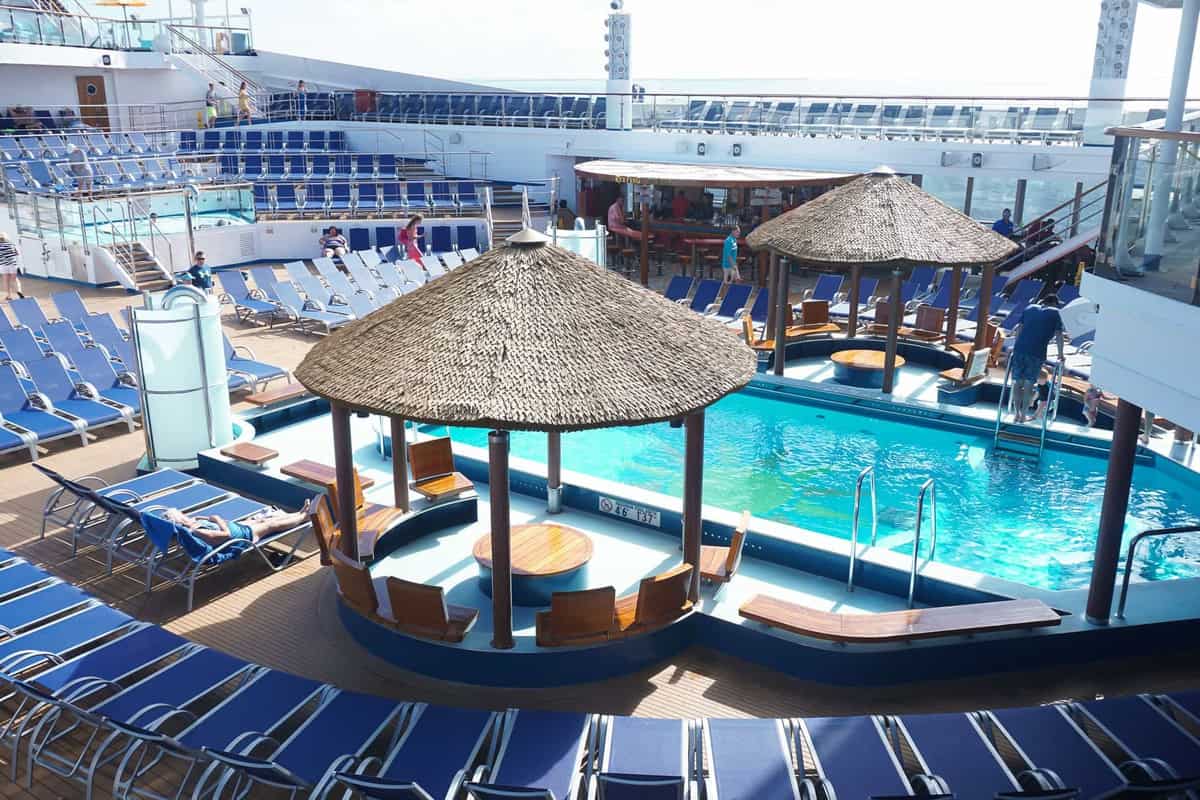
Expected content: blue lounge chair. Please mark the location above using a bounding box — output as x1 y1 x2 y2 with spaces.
0 561 52 600
111 669 327 800
308 131 327 151
464 709 591 800
274 282 353 335
305 182 328 214
266 131 285 152
195 689 404 797
309 154 330 178
285 261 344 309
1070 697 1200 792
348 228 372 252
0 364 85 450
381 183 405 212
40 320 90 365
0 604 133 682
457 182 482 212
593 716 691 800
222 335 288 391
242 130 263 151
27 645 252 795
329 182 352 213
804 274 843 304
1 327 50 370
663 276 695 303
70 348 139 414
707 284 753 322
217 270 279 325
430 182 455 213
284 131 306 151
829 277 879 317
315 257 372 303
458 226 479 254
49 291 93 334
248 267 285 303
683 279 722 314
377 154 398 179
9 297 58 333
1000 278 1044 315
275 184 300 215
797 715 943 798
34 463 194 540
358 183 382 215
25 355 134 433
1057 283 1080 305
406 181 430 212
986 706 1126 799
239 154 262 178
703 718 796 799
741 288 771 330
0 582 94 640
332 704 498 800
430 225 453 254
353 154 376 178
896 713 1030 798
263 154 287 181
332 153 353 179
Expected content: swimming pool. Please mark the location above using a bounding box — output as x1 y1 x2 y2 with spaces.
442 390 1200 591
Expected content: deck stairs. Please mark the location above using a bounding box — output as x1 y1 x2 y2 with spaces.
993 361 1064 459
164 23 263 101
109 242 174 292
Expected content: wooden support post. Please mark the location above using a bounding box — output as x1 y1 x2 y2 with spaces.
765 253 779 336
1070 180 1084 236
390 416 410 512
330 402 359 561
758 204 770 286
881 269 903 394
547 430 562 513
488 430 514 649
683 410 705 602
963 176 975 218
945 265 962 346
639 200 650 287
773 257 790 376
973 262 995 350
1085 399 1142 625
1013 179 1027 227
846 263 863 339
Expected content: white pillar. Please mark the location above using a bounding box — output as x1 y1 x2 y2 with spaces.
1144 0 1200 270
605 11 632 131
1084 0 1138 146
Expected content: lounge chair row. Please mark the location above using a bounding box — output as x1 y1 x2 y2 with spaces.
4 155 219 196
0 130 170 163
216 151 452 182
253 179 483 218
13 479 1200 799
180 127 348 154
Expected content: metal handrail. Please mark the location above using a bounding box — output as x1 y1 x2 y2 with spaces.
1116 525 1200 619
994 359 1014 442
908 478 938 608
163 23 261 95
129 195 175 274
846 465 878 592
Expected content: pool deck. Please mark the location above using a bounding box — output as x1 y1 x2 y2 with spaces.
2 275 1200 798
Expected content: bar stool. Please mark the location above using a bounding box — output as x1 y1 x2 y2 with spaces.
675 247 693 276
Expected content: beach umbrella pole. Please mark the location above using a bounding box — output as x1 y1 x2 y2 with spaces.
489 430 514 649
547 431 562 513
682 410 705 602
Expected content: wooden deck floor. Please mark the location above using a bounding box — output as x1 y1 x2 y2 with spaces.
2 273 1199 798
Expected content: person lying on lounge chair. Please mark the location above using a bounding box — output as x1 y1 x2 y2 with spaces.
163 500 311 546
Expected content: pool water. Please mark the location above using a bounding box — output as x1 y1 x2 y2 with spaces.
444 391 1200 590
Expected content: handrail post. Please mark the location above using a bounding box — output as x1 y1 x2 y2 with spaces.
847 465 878 592
1116 525 1200 619
909 478 937 608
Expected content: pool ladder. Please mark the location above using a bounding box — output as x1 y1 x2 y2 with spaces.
846 471 939 609
846 466 878 593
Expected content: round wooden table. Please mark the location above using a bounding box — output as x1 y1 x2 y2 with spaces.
473 523 594 606
830 349 906 389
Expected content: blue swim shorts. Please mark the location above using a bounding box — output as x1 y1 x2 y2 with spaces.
1010 352 1043 382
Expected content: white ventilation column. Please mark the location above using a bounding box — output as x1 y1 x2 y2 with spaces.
1084 0 1138 146
1143 0 1200 271
605 8 633 131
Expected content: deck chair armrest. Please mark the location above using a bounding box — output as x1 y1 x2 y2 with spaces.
703 302 721 314
0 649 65 674
74 381 100 400
27 392 54 413
674 298 690 305
233 343 258 360
216 292 234 305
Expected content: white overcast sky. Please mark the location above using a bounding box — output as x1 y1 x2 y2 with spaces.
155 0 1200 96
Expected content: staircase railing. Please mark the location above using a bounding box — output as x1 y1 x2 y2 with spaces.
164 23 262 99
129 195 176 276
1116 525 1200 619
89 203 138 289
996 180 1107 276
422 130 447 179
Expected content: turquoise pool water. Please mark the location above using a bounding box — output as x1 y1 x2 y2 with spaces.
443 391 1200 591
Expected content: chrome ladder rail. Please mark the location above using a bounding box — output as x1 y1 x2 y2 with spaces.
846 465 878 592
908 478 938 608
1116 524 1200 619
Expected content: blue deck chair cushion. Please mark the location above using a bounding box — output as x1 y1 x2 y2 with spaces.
0 562 51 598
705 719 794 800
989 706 1126 800
26 356 123 425
92 647 248 723
803 716 910 797
663 276 693 303
0 366 77 438
687 280 722 313
0 604 131 665
0 583 92 632
899 713 1018 796
809 274 842 302
482 710 589 800
176 669 322 751
19 625 186 698
348 228 371 251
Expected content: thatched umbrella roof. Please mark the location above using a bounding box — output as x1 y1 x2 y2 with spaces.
295 231 757 432
747 168 1018 267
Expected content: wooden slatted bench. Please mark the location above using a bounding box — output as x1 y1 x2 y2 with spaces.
738 595 1060 644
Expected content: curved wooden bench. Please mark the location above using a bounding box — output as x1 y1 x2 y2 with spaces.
739 595 1060 644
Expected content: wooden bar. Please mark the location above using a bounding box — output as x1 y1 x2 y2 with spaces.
973 262 995 349
489 430 514 649
1086 399 1142 624
390 416 410 512
330 402 359 561
683 410 705 602
881 269 903 394
846 262 862 339
945 265 962 346
773 257 789 376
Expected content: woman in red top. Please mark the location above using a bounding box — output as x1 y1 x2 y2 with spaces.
399 215 425 267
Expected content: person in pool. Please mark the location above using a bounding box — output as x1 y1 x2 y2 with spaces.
164 500 311 547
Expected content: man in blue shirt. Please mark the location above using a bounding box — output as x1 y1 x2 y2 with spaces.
992 208 1015 238
721 224 741 285
187 251 213 293
1009 297 1064 422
